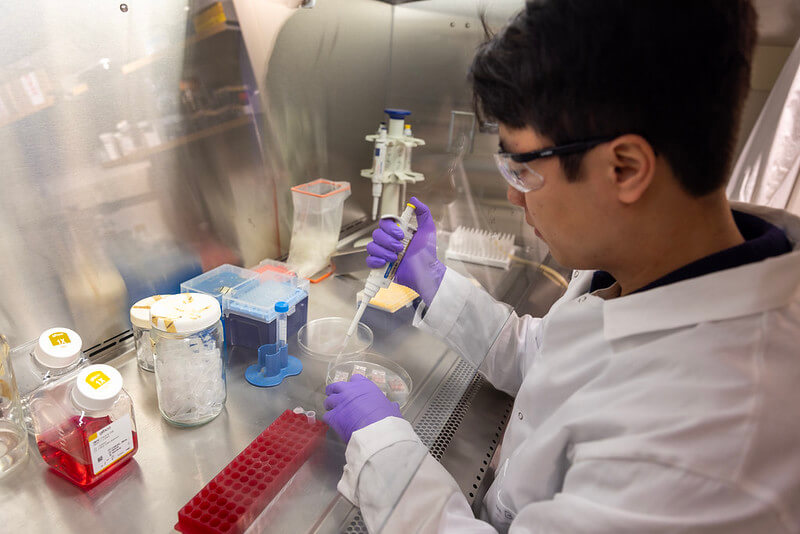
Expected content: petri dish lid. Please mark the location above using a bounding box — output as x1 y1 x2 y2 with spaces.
297 317 373 361
327 352 413 408
34 327 83 369
72 364 123 411
130 295 169 329
150 293 221 334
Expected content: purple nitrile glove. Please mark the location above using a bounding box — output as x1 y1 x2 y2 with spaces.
365 197 446 305
323 374 402 443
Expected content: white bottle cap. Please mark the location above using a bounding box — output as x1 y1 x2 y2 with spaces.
34 327 83 369
150 293 221 334
72 364 123 411
130 295 169 329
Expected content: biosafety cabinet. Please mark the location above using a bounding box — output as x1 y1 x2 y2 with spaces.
0 0 796 532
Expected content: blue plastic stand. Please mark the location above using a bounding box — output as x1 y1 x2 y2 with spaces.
245 343 302 387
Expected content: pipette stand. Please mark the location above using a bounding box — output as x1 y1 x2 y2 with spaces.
361 108 425 218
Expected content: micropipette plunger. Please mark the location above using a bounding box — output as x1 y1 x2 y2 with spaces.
344 203 417 341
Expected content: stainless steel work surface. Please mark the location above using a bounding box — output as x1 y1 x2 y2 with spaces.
0 274 458 534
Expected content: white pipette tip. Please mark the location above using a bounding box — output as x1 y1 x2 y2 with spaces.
372 197 379 220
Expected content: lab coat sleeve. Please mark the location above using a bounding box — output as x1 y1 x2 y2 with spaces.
344 435 788 534
413 268 543 395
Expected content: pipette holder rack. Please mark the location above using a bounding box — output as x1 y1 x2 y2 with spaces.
245 343 302 387
175 409 327 534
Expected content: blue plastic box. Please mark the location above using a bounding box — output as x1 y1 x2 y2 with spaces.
223 272 310 350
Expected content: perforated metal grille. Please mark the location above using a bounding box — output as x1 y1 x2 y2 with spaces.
417 360 484 458
344 512 368 533
342 360 484 533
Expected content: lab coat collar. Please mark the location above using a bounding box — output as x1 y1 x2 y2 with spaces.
602 203 800 341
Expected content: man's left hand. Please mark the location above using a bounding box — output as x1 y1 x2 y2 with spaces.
323 374 402 443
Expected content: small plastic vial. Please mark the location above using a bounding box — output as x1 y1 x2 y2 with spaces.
29 364 138 488
275 301 289 348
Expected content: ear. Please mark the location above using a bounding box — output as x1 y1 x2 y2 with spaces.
608 134 656 204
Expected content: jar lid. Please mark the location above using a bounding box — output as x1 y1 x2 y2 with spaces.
150 293 221 334
34 328 83 369
130 295 169 329
72 364 123 411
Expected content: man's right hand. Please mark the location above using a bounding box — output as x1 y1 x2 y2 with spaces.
366 197 446 306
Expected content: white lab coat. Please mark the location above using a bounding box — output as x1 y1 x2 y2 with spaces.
336 202 800 534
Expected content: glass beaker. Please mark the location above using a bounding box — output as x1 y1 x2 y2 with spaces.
286 179 351 278
0 334 29 478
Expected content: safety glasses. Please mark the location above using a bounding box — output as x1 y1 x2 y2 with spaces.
494 137 616 193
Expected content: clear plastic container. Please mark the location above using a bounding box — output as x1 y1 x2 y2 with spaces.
28 364 137 488
286 179 351 278
150 293 226 427
12 327 87 403
327 352 412 407
0 334 28 479
297 317 373 362
180 264 258 308
223 270 310 350
130 295 168 372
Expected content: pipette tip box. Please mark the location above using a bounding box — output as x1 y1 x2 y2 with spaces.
223 272 309 350
174 409 327 534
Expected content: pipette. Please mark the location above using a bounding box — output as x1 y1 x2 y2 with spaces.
371 124 388 220
343 203 417 343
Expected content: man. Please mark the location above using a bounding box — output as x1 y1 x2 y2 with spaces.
324 1 800 532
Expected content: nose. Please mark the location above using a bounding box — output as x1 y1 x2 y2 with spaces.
507 186 526 208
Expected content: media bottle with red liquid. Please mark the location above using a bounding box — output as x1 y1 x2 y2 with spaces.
28 364 138 488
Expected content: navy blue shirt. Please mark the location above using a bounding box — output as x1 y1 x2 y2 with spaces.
590 211 793 294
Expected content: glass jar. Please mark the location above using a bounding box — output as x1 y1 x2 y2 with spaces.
150 293 226 427
28 364 137 488
13 327 87 401
130 295 167 372
0 333 28 479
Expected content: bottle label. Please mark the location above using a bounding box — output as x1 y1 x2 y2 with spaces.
88 414 135 475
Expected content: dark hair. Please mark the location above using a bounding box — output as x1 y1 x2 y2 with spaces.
470 0 757 196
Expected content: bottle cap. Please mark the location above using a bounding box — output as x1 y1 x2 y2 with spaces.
384 108 411 120
72 364 123 411
129 295 169 329
275 301 289 313
150 293 221 334
34 328 83 369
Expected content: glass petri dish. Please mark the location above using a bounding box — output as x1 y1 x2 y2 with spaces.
327 352 412 408
297 317 373 361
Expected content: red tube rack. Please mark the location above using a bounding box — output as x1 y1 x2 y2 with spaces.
175 410 327 534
